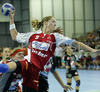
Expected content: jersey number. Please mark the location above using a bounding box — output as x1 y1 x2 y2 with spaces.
35 35 39 39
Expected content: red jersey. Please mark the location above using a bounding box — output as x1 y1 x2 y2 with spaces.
29 33 56 71
17 31 75 71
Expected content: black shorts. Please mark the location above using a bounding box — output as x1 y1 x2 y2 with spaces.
23 85 38 92
66 70 79 78
38 74 49 92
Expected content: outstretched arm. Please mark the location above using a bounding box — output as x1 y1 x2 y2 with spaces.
72 41 99 53
9 8 18 41
51 70 73 91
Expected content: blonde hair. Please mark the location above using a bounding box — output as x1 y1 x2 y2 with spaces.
32 16 53 30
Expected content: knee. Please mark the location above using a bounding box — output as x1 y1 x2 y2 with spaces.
76 80 80 87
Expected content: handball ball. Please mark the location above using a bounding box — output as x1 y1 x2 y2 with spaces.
1 3 14 16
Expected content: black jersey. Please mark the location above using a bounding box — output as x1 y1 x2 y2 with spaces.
64 54 77 71
0 60 22 92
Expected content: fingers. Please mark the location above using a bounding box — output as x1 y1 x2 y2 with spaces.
57 26 61 30
64 85 73 91
13 7 15 14
57 26 63 30
9 7 15 15
9 12 11 15
68 86 73 91
96 50 100 53
53 26 64 34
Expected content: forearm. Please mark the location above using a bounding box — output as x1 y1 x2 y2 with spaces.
73 41 94 52
10 28 18 41
75 61 81 67
7 62 17 72
9 9 18 41
9 19 18 41
52 70 64 87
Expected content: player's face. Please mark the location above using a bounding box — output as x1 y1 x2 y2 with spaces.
66 46 72 54
13 52 24 61
2 48 10 59
47 18 56 33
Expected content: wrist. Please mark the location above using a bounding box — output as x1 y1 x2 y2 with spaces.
9 24 16 31
62 84 65 88
10 19 14 25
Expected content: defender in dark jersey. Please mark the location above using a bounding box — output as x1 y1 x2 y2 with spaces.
62 46 82 92
0 47 24 92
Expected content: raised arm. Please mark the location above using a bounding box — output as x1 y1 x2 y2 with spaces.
9 8 18 41
9 8 33 43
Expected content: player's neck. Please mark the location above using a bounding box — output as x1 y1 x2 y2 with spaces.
42 26 51 34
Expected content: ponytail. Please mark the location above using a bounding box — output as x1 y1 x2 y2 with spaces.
32 19 42 30
32 16 53 31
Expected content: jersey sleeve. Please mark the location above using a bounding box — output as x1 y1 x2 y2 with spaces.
16 31 42 43
52 33 76 47
16 32 33 43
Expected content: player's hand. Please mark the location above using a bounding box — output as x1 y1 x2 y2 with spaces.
79 65 82 69
65 66 70 69
91 49 100 53
63 84 73 91
94 49 100 53
53 26 63 34
9 7 15 23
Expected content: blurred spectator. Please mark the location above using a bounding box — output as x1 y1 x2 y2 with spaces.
97 29 100 37
87 32 95 40
55 45 63 67
84 53 93 69
90 42 95 49
79 51 87 69
95 34 100 41
93 53 100 70
0 47 10 63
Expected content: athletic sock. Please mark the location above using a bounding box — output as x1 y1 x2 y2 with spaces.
64 89 68 92
76 90 79 92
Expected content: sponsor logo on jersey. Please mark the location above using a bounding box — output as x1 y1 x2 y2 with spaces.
67 57 70 60
75 72 78 75
32 49 48 58
70 61 75 69
32 41 50 51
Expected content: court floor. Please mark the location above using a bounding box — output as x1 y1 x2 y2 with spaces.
48 69 100 92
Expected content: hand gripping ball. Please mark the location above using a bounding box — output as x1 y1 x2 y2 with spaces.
1 3 14 16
